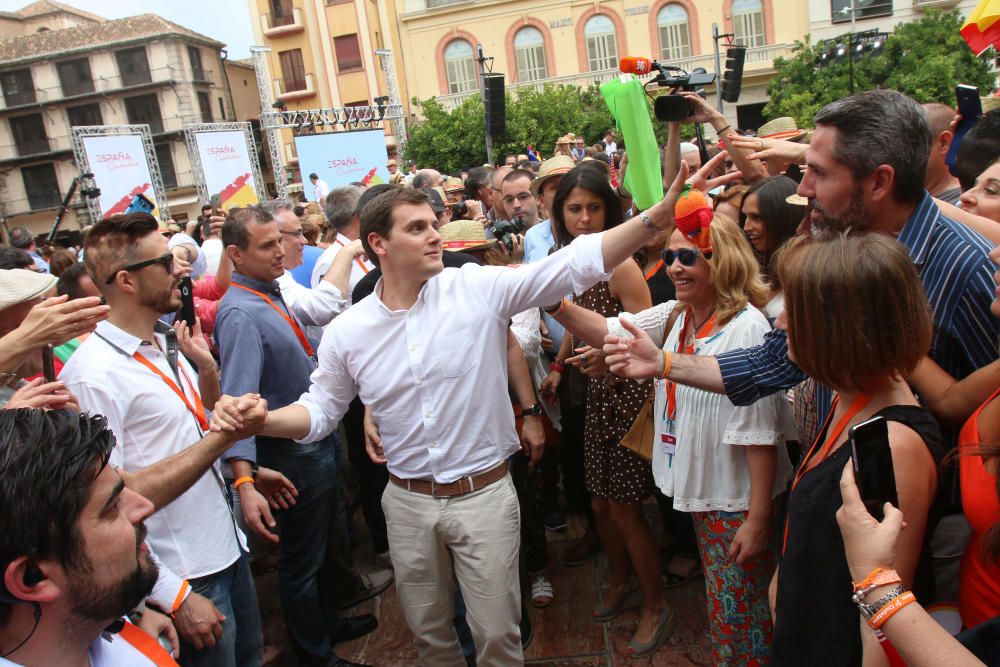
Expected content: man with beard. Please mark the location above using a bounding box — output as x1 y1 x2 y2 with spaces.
0 409 167 665
59 212 267 666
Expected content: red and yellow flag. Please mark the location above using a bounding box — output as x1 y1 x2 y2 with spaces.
962 0 1000 55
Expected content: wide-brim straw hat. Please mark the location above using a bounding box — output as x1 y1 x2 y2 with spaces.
439 219 497 253
443 176 464 194
0 268 57 311
530 155 576 196
785 193 808 206
758 116 811 143
982 96 1000 114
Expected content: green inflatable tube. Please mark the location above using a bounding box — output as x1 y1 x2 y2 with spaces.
600 74 664 210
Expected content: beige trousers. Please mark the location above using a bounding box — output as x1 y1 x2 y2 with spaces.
382 472 523 666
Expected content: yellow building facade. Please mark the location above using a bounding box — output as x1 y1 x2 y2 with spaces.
396 0 809 133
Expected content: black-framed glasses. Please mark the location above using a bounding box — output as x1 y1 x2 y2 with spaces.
661 248 701 267
105 252 174 285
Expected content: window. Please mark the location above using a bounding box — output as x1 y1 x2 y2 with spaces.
188 46 207 82
270 0 294 27
658 5 692 61
218 96 226 119
56 58 94 97
155 143 177 189
66 103 102 127
124 94 164 134
444 40 476 94
334 34 363 71
197 91 212 123
116 47 151 86
584 15 618 71
278 49 307 92
22 163 60 210
9 114 49 156
514 27 548 82
831 0 892 23
732 0 765 48
0 69 35 106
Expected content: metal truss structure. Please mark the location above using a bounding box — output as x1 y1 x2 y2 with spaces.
182 121 267 205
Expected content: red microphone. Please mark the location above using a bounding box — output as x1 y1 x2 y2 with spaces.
619 56 655 75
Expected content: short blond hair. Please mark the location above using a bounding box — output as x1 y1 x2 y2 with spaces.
776 232 931 393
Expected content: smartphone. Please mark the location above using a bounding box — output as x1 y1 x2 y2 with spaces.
210 193 222 216
125 193 155 215
175 277 196 327
849 416 897 520
946 84 981 175
41 344 55 383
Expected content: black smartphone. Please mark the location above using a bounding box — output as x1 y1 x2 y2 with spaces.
175 277 195 327
946 84 981 175
125 193 155 215
41 344 55 383
849 415 897 520
210 193 222 216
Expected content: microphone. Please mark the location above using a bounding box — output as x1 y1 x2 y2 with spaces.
619 56 656 75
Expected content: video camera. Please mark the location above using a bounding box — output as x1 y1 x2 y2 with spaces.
619 57 716 123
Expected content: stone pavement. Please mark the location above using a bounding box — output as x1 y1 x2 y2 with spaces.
260 509 712 666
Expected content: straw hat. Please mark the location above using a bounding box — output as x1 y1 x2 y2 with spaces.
757 116 810 143
556 134 572 145
981 96 1000 114
0 268 57 311
530 155 575 196
785 193 808 206
443 176 464 194
387 158 398 168
439 219 497 253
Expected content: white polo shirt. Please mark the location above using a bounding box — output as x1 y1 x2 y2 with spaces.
60 321 244 580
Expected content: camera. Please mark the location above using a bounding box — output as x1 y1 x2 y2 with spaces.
651 66 716 123
450 200 469 220
488 218 524 254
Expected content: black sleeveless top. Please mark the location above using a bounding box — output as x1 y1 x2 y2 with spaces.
773 405 944 666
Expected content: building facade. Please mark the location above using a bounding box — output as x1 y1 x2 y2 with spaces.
395 0 809 134
807 0 974 42
0 1 250 237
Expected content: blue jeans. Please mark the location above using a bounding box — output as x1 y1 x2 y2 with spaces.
178 551 262 667
258 434 338 667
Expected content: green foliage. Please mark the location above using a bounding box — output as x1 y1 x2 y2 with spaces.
764 9 995 127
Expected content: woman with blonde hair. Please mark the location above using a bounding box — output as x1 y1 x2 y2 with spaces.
551 190 793 663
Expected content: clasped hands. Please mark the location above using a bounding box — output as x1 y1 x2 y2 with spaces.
209 393 269 437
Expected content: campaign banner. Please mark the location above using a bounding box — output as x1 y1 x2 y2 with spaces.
80 133 160 218
193 129 260 209
294 130 388 196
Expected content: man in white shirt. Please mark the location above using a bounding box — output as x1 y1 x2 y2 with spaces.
311 186 375 301
199 210 224 275
211 181 684 665
60 213 266 667
309 173 330 205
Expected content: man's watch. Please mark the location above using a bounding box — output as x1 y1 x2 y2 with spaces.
521 403 543 417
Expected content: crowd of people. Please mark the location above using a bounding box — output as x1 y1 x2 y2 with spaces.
1 83 1000 667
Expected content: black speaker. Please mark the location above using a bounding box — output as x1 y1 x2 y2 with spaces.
721 45 747 104
484 73 505 138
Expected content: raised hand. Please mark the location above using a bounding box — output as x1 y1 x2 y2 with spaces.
686 150 742 192
16 295 109 348
603 318 665 380
836 462 905 583
5 378 79 411
727 134 808 166
175 320 215 374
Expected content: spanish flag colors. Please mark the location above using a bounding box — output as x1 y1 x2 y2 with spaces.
962 0 1000 55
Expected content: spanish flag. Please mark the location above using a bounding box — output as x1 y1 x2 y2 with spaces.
962 0 1000 55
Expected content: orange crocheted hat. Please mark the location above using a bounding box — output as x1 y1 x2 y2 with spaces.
674 185 714 258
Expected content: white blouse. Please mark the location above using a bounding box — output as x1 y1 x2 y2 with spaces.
609 302 795 513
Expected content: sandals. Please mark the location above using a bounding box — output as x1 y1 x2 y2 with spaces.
531 575 554 608
627 606 675 658
663 556 702 589
593 587 642 622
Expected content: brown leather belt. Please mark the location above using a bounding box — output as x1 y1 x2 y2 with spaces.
390 461 509 498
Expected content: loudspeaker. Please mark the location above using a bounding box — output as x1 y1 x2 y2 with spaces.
483 73 505 138
721 46 747 104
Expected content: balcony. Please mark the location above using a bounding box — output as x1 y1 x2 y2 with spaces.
0 134 72 162
0 67 183 111
3 88 36 106
433 43 794 111
261 6 304 37
191 68 213 84
273 73 315 101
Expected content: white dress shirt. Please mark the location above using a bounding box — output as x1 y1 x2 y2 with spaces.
295 232 610 483
201 237 223 275
310 232 375 300
60 321 244 580
276 269 348 328
312 179 329 202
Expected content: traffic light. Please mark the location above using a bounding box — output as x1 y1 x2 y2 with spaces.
721 45 746 104
484 73 505 138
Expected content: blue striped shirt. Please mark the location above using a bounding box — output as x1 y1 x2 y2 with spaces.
718 192 998 425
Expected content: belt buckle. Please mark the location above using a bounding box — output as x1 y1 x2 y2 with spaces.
431 480 447 498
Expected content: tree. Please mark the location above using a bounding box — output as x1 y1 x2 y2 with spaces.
764 10 995 127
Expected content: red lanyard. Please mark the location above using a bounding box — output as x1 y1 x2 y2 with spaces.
644 259 664 281
333 238 371 275
782 392 872 553
232 283 314 357
132 352 208 432
665 311 717 422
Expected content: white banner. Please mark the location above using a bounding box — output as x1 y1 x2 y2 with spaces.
81 134 160 218
193 129 260 209
294 130 389 200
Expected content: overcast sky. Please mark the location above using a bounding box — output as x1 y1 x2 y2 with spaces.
0 0 256 59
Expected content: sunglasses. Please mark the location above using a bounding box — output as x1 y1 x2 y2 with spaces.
661 248 702 267
105 251 174 285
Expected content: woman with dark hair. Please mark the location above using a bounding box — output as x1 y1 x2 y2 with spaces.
538 165 666 655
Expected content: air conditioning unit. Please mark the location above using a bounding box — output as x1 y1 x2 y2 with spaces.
913 0 960 10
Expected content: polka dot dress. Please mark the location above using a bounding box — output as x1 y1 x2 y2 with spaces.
574 279 654 504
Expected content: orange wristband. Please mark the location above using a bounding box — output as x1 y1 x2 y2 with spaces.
660 351 673 379
868 591 916 629
854 568 901 593
170 580 190 615
233 475 254 490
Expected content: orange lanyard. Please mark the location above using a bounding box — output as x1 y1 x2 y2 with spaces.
132 351 208 432
782 392 872 553
665 311 717 422
644 259 664 281
232 283 314 357
333 238 371 275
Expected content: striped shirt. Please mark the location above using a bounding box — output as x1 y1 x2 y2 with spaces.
718 192 998 430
